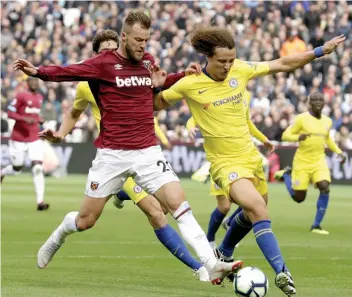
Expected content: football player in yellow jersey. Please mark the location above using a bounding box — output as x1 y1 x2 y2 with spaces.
154 25 345 296
186 90 274 249
39 29 210 281
275 92 346 235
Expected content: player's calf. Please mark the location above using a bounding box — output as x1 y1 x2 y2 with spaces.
155 182 242 283
137 196 167 229
76 195 110 230
230 179 292 283
32 162 46 206
207 195 230 244
312 180 330 234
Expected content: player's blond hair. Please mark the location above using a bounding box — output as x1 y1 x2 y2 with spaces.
190 26 235 57
123 11 151 33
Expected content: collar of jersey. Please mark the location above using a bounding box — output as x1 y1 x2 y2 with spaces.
202 64 218 82
309 111 322 119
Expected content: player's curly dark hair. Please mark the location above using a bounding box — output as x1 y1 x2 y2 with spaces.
190 26 235 57
92 29 119 53
123 11 151 30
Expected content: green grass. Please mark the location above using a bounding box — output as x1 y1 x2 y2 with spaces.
2 175 352 297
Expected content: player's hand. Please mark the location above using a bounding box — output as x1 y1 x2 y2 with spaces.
188 127 199 141
338 152 347 165
185 62 202 76
14 58 38 76
263 140 275 153
151 64 167 88
38 129 64 143
298 133 311 141
322 35 346 55
23 117 36 124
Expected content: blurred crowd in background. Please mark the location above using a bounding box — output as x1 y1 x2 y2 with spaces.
1 1 352 149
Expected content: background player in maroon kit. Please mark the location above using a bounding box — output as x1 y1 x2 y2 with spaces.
14 12 240 284
1 77 49 211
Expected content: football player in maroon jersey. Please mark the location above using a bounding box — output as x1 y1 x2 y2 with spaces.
15 12 242 284
2 77 49 211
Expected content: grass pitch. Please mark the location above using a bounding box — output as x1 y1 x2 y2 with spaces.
2 175 352 297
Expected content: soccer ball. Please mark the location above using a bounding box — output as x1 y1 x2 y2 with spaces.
233 267 269 297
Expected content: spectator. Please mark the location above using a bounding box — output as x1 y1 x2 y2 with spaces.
280 29 307 57
332 109 343 130
1 1 351 143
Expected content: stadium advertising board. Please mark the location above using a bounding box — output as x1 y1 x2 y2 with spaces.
1 141 351 185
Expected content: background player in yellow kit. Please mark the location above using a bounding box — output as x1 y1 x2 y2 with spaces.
186 90 274 249
39 29 210 281
154 25 345 296
275 92 346 235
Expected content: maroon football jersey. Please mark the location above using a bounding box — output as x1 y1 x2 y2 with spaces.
35 50 184 150
8 91 43 142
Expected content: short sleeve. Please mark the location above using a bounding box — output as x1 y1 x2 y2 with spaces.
162 78 187 103
73 82 89 111
236 60 270 80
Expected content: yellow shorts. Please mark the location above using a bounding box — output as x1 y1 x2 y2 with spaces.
121 177 149 204
292 160 331 191
209 178 226 197
210 152 268 198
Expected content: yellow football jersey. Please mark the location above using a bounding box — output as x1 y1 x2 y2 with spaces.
74 82 101 130
162 60 269 162
186 90 268 144
282 112 342 163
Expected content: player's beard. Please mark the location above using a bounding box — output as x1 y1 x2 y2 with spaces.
126 43 141 63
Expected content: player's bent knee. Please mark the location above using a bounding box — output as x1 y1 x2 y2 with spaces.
293 191 307 203
13 165 23 172
243 199 268 223
218 202 231 214
32 163 43 175
216 195 231 214
317 181 330 194
154 182 186 213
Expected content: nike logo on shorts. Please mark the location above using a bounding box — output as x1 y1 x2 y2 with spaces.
198 89 209 94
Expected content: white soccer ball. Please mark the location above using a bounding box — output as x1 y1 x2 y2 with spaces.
233 267 269 297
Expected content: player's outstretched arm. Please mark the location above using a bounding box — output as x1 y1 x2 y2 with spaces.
267 35 346 74
159 62 201 89
14 55 102 82
39 107 84 143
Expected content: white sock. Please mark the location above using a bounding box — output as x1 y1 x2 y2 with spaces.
2 165 18 176
32 164 45 204
52 211 79 244
173 201 217 272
